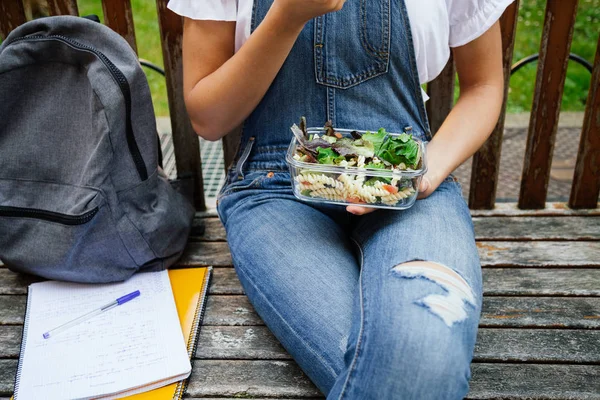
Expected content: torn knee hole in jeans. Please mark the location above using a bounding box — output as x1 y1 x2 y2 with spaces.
391 261 476 327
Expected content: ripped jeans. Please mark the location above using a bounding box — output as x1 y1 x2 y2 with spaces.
217 169 483 399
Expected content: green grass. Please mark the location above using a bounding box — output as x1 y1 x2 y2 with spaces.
506 0 600 112
77 0 170 116
7 1 600 115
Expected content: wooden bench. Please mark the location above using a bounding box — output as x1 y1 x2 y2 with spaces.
1 0 599 398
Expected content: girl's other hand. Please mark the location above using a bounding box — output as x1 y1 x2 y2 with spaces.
346 175 434 215
270 0 346 30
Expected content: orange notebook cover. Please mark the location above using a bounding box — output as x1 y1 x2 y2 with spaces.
12 266 212 400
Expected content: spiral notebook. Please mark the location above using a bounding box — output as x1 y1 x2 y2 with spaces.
13 267 212 400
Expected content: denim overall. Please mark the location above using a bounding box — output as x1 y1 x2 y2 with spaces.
217 1 482 398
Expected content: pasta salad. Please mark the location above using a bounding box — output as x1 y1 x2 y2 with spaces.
287 118 426 209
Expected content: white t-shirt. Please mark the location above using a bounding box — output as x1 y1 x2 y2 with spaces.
168 0 513 85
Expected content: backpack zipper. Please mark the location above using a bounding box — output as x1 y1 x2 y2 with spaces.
7 34 149 181
0 206 98 225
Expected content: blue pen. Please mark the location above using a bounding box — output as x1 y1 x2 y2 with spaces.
42 290 141 339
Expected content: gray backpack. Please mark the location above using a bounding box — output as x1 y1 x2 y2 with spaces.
0 16 195 283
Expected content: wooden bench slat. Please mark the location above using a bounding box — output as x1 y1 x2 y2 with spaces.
191 217 226 241
426 56 455 134
470 203 600 216
468 364 600 400
472 216 600 241
0 0 26 41
2 293 598 329
200 295 600 329
101 0 137 53
570 35 600 209
185 361 600 399
178 240 600 268
0 326 20 359
473 328 600 364
483 268 600 296
481 296 600 329
192 216 600 242
469 1 519 210
192 325 600 364
210 267 600 296
475 241 600 267
0 360 15 395
519 0 579 209
207 267 600 297
179 242 232 267
155 0 205 210
3 224 600 269
0 266 598 297
0 359 597 399
5 324 593 371
46 0 78 16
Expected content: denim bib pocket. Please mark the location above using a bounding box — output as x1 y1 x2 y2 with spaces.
314 0 391 88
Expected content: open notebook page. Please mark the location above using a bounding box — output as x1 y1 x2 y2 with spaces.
15 270 191 400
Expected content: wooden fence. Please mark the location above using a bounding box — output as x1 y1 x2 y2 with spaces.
1 0 598 211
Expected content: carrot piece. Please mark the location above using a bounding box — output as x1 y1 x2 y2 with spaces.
382 184 398 194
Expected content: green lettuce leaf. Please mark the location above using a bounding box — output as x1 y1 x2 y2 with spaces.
316 147 344 164
376 135 420 167
361 128 388 152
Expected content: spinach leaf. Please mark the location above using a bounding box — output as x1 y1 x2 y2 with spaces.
376 136 419 167
317 147 344 164
362 128 387 152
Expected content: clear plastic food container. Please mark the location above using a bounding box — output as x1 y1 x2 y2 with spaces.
286 127 427 210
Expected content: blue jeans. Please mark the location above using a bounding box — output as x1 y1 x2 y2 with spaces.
217 168 482 399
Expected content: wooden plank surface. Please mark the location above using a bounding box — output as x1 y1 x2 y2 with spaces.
0 266 598 297
5 240 584 269
186 360 321 398
0 0 26 40
469 1 519 210
472 216 600 241
195 326 600 364
155 0 205 210
0 360 15 395
4 324 593 364
179 240 600 268
473 328 600 364
207 267 600 297
1 294 597 328
519 0 579 209
468 364 600 400
474 241 600 267
202 295 600 329
570 35 600 209
47 0 78 16
0 358 598 399
101 0 137 53
185 361 600 399
482 268 600 296
191 217 226 241
191 216 600 242
470 203 600 216
426 56 455 134
179 242 232 266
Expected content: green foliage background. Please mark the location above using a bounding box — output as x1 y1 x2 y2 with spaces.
43 0 600 116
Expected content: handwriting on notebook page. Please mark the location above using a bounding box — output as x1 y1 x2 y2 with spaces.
16 270 190 400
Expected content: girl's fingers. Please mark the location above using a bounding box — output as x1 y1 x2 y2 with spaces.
419 176 430 193
346 205 376 215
